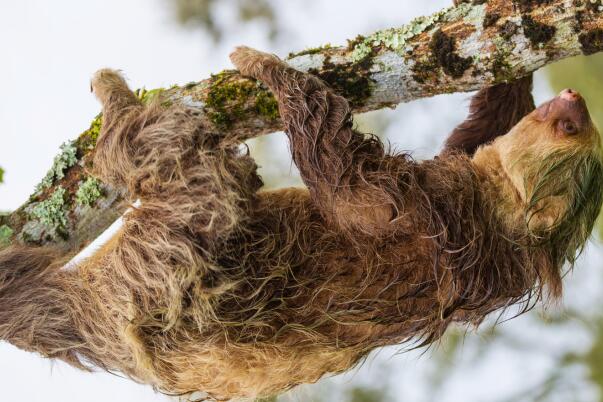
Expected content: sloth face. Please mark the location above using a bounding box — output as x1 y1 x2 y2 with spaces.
532 89 595 138
487 89 603 260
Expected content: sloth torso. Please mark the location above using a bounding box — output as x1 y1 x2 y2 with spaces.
86 156 549 398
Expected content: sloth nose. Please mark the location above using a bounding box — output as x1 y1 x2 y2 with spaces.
559 88 581 102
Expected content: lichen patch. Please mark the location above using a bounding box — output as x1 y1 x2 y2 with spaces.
349 3 475 62
76 177 104 207
35 141 78 194
28 186 69 240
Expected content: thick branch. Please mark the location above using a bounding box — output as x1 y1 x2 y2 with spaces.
2 0 602 252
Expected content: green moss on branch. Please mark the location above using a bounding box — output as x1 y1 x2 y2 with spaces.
205 71 281 128
0 225 13 247
254 91 280 120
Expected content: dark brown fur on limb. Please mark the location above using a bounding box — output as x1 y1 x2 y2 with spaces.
0 47 602 401
445 75 536 156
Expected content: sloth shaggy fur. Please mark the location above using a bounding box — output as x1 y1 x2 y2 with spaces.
1 47 602 400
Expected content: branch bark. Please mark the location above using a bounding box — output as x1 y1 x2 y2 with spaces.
2 0 603 252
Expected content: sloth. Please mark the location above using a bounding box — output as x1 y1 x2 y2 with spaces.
0 46 602 401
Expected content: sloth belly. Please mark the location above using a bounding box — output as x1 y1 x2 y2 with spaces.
198 189 443 347
156 212 444 399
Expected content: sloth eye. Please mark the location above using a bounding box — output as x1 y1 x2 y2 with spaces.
559 120 578 135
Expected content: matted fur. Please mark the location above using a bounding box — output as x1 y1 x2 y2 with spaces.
0 49 602 401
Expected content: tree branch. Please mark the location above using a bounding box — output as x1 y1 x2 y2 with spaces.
2 0 602 252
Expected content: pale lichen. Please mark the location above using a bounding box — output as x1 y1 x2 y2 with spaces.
29 186 69 237
35 141 78 193
462 2 488 27
350 3 475 62
76 177 103 207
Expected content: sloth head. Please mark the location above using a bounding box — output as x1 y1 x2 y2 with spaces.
476 89 603 264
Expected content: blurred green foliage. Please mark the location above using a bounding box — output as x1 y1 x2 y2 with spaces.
256 397 277 402
347 386 389 402
585 318 603 397
170 0 277 41
0 166 4 184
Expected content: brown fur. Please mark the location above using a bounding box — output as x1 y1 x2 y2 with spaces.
444 75 535 156
0 49 601 401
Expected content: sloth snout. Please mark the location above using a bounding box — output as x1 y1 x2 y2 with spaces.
559 88 581 102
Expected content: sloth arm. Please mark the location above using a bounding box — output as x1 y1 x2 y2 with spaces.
231 47 410 238
442 75 536 156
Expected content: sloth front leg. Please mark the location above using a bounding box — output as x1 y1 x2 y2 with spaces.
230 47 410 238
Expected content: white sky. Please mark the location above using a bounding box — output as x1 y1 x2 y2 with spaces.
1 1 600 402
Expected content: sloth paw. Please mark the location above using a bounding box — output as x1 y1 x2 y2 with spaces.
230 46 282 80
90 68 129 104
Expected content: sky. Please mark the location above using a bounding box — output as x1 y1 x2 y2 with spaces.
1 1 600 402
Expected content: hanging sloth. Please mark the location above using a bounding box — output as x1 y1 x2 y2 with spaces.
0 46 602 401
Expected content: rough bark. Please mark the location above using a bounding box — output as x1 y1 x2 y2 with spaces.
2 0 603 253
